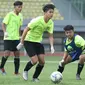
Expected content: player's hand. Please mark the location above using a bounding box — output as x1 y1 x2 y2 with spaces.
51 46 55 54
16 42 23 50
4 32 8 38
59 59 64 67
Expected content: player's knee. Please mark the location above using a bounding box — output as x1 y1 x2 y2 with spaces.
31 57 38 65
39 61 45 65
4 51 10 56
79 57 84 63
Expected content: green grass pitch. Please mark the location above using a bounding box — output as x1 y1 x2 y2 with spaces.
0 56 85 85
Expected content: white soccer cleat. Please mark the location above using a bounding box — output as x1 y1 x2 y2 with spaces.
32 78 39 82
23 71 28 80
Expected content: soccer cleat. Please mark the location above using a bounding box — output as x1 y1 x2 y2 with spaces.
0 68 6 75
23 71 28 80
32 78 39 82
76 74 81 80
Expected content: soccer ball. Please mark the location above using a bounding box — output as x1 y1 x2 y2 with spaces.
50 71 63 84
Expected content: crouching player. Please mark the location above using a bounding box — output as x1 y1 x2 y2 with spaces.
57 25 85 80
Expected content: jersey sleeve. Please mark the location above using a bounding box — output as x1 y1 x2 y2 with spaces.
47 20 54 34
3 13 10 24
27 18 38 29
75 35 85 50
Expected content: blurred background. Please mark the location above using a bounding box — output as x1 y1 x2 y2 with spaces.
0 0 85 53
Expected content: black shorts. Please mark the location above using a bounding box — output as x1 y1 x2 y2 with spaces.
24 41 45 57
4 40 20 51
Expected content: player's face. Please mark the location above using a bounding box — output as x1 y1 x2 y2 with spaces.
45 9 54 19
15 5 23 13
65 30 74 39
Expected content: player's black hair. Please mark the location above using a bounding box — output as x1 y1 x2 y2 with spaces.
64 25 74 31
13 1 23 6
43 4 55 12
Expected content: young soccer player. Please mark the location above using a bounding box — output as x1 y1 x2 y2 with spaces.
57 25 85 80
17 4 55 81
0 1 23 75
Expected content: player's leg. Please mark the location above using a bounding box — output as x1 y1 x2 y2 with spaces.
32 43 45 82
12 40 20 75
13 50 20 74
23 41 38 80
76 54 85 80
0 40 11 75
57 55 72 73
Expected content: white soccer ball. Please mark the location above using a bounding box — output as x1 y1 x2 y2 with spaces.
50 71 63 84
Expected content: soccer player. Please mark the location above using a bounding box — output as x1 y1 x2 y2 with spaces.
17 4 55 81
0 1 23 75
57 25 85 80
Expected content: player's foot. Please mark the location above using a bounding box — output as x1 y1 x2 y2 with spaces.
0 68 6 75
76 74 81 80
23 71 28 80
32 78 39 82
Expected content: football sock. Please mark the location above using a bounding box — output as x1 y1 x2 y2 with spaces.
0 56 8 68
24 61 33 71
57 65 64 73
33 64 44 78
77 63 84 75
14 58 20 74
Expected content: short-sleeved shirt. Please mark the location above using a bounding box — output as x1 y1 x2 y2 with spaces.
25 16 54 42
64 35 85 51
3 11 23 40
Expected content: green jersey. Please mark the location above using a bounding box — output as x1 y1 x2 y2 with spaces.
64 35 85 51
25 16 54 42
3 11 23 40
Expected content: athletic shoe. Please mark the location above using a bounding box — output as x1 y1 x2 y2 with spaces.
32 78 39 82
0 68 6 75
23 71 28 80
76 74 81 80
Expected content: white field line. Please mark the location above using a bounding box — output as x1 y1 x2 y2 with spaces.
0 60 78 64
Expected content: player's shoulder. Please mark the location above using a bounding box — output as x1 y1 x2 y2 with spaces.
48 19 53 24
8 11 14 15
5 11 13 16
75 34 83 39
33 16 43 21
75 34 84 42
30 16 42 23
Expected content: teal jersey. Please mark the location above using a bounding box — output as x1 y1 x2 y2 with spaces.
64 35 85 51
64 34 85 61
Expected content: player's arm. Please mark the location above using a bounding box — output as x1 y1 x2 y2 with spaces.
47 21 55 53
2 23 6 33
75 35 85 50
59 51 68 67
2 23 8 38
63 51 68 61
17 26 30 50
19 14 23 38
19 26 22 39
48 33 55 53
2 13 10 37
21 26 30 44
17 18 37 50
